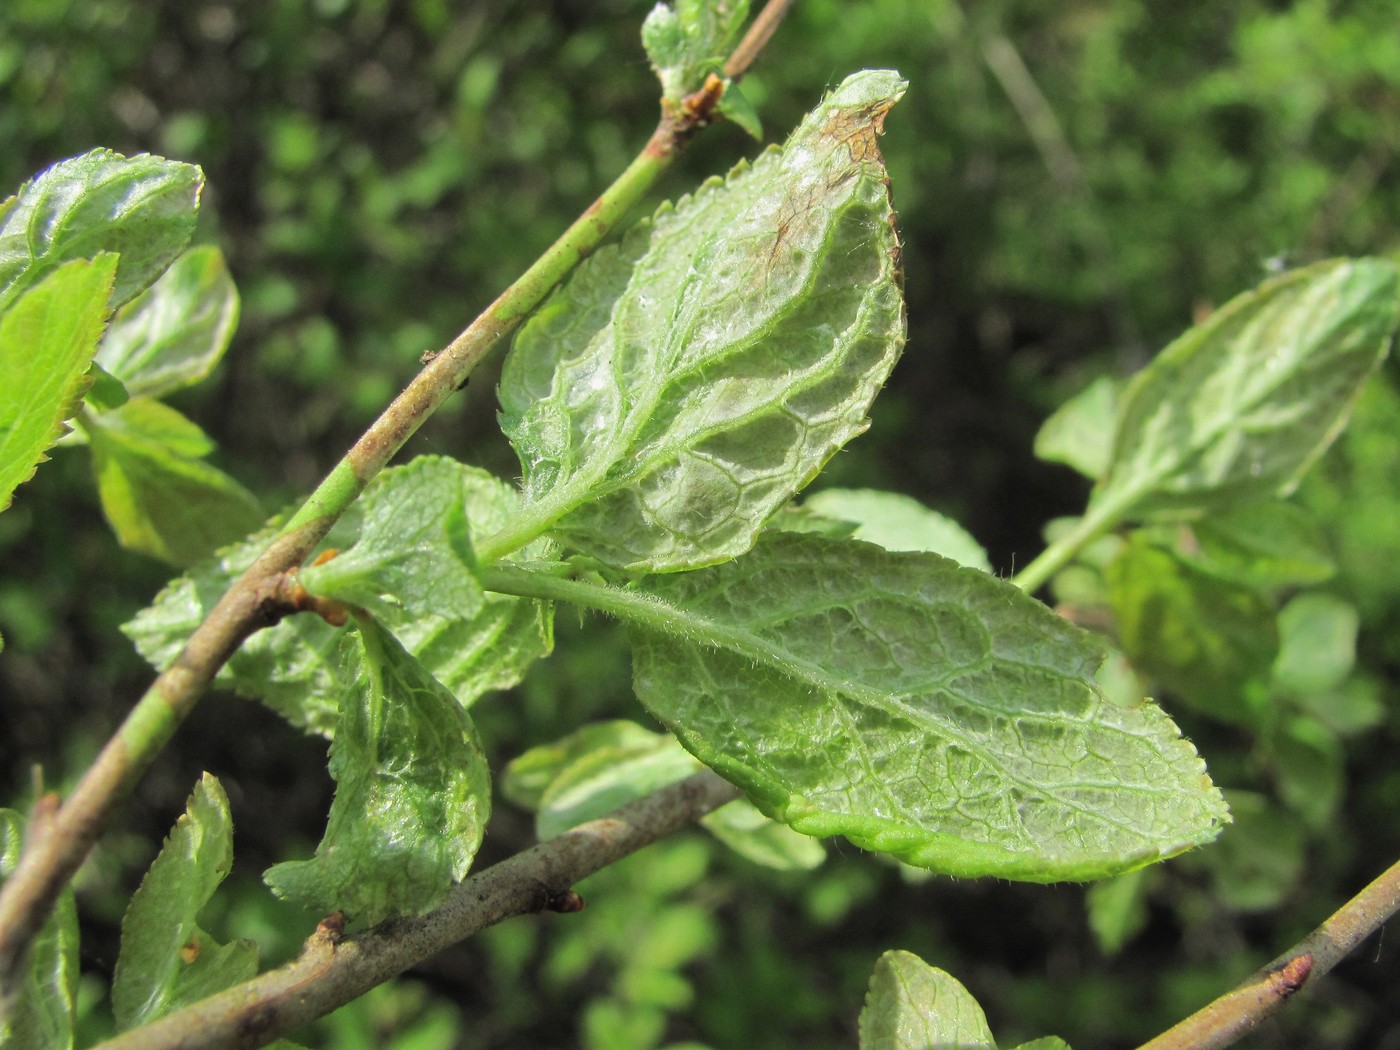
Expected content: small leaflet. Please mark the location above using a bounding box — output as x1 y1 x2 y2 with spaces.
859 950 996 1050
264 619 492 925
642 0 749 103
112 774 257 1029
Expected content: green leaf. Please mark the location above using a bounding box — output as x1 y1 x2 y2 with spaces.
717 80 763 139
84 361 130 413
112 774 256 1030
1089 258 1399 528
1269 716 1343 829
615 532 1229 882
859 950 996 1050
0 254 117 512
642 0 749 103
1106 534 1278 722
701 798 825 871
264 619 491 925
0 149 203 315
123 460 552 735
300 456 490 621
1187 500 1336 588
1 810 80 1050
86 398 264 566
1271 592 1357 696
1085 867 1151 956
1186 791 1302 912
496 70 907 571
96 245 239 398
802 488 992 571
1034 375 1119 480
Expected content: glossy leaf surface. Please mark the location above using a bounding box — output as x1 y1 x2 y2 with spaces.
96 245 239 398
497 70 907 571
112 774 256 1030
0 149 201 314
264 619 491 924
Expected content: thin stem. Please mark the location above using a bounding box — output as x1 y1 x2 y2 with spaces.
1011 503 1117 594
90 771 742 1050
1137 856 1400 1050
0 0 798 1004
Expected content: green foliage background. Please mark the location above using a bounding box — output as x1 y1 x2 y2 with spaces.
2 0 1400 1046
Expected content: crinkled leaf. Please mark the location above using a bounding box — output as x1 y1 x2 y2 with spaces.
0 254 117 512
642 0 748 103
300 456 485 621
1085 867 1151 956
803 488 992 571
1106 534 1277 723
620 531 1228 882
859 950 995 1050
701 798 825 871
112 774 256 1029
0 149 202 314
1089 258 1399 526
498 70 907 572
96 245 239 398
1 809 80 1050
264 618 491 924
86 398 263 566
123 461 552 735
1271 592 1357 696
1187 500 1336 588
1034 375 1119 480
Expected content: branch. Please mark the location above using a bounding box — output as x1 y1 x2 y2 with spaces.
1137 856 1400 1050
91 771 742 1050
0 0 798 1007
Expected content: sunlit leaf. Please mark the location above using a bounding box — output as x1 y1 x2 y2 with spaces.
0 254 117 512
96 245 239 398
0 149 202 314
497 70 907 571
264 619 491 924
802 488 992 571
1090 258 1399 526
112 774 256 1030
1034 375 1119 480
86 398 263 566
610 531 1229 881
642 0 749 103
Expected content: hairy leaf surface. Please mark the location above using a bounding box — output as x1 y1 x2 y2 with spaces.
0 254 116 512
1 810 80 1050
859 950 995 1050
124 458 552 734
112 774 256 1030
96 245 239 398
0 149 202 314
86 399 264 567
497 70 907 571
1091 258 1399 524
264 619 491 924
625 532 1228 881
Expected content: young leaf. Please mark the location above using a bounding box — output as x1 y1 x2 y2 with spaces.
123 460 552 735
299 455 489 621
0 149 202 314
85 398 264 566
111 774 256 1030
264 618 491 925
1 810 80 1050
1089 258 1399 527
1033 375 1119 480
859 950 996 1050
1106 534 1278 723
96 245 239 399
0 254 117 512
620 532 1228 882
496 70 907 571
642 0 749 103
801 488 992 571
